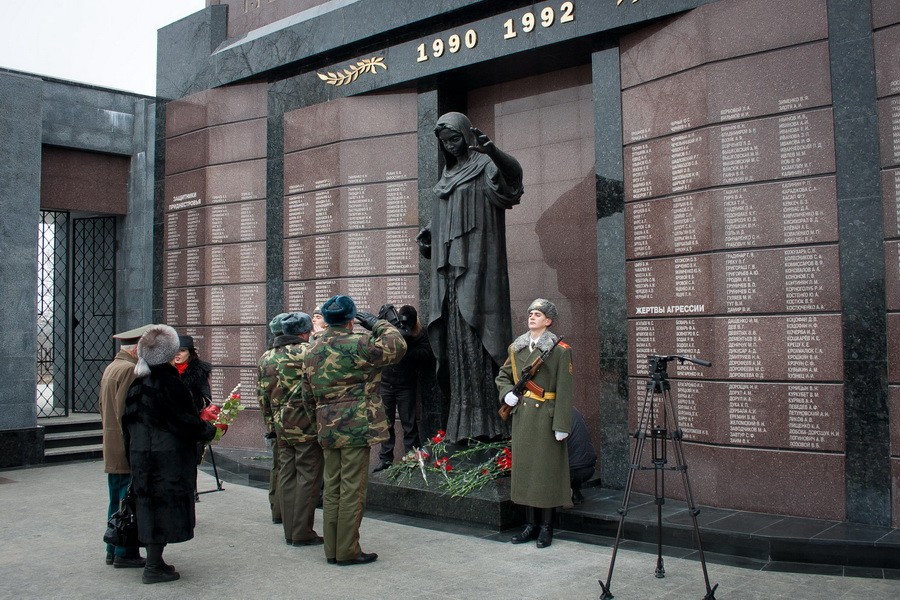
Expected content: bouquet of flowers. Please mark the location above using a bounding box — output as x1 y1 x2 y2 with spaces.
200 384 245 444
384 429 511 498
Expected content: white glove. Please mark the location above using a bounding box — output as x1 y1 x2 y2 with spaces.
504 392 519 407
554 431 569 441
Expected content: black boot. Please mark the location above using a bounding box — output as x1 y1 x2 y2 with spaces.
142 544 180 584
510 506 539 544
536 507 555 548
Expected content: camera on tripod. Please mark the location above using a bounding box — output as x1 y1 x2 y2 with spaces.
647 354 712 375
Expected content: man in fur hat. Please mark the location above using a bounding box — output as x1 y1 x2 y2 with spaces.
496 298 573 549
301 294 406 565
258 312 289 524
99 324 154 568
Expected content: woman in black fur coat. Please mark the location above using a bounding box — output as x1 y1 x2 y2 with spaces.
123 324 216 584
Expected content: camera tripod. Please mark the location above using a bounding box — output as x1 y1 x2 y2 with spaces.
598 354 718 600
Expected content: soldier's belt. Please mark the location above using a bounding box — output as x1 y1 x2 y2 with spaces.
523 391 556 402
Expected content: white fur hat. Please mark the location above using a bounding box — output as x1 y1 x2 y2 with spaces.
134 324 180 377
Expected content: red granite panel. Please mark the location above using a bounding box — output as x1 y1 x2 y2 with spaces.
625 109 836 201
872 0 900 29
626 177 838 258
628 315 844 382
166 119 266 175
874 25 900 99
893 458 900 528
887 241 900 311
284 180 417 237
631 442 845 519
629 378 843 451
39 147 129 214
623 41 832 143
620 0 828 88
883 168 900 238
164 284 266 327
878 95 900 168
889 314 900 383
165 83 267 137
283 228 418 281
283 276 419 319
890 386 900 457
284 93 417 152
284 134 417 194
165 199 266 249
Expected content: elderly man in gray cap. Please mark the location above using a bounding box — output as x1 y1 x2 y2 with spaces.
496 298 574 549
99 323 154 568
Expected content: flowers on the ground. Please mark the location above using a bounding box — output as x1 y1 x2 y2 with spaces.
200 384 245 444
384 432 511 497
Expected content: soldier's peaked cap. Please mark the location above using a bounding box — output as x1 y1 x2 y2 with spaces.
111 323 155 343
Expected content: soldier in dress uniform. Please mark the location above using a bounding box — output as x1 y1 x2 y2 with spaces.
272 312 324 547
496 298 573 549
257 312 290 524
301 295 406 565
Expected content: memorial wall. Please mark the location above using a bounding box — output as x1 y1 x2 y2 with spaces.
154 0 898 525
282 93 420 317
163 83 269 446
874 0 900 528
621 0 845 518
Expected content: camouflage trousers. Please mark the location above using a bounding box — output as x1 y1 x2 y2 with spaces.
277 438 323 544
322 445 370 561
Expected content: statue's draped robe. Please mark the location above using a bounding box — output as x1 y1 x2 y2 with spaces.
427 113 523 441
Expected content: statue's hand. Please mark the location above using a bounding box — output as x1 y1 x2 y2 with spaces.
469 127 496 155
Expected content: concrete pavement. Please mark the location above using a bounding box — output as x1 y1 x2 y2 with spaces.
0 460 897 599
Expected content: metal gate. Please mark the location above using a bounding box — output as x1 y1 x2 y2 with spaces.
36 212 116 417
36 211 69 417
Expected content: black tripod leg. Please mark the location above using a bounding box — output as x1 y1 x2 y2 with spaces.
199 445 225 494
209 445 224 490
664 390 717 599
598 429 647 599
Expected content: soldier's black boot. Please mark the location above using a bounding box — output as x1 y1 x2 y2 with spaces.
511 506 539 544
536 507 555 548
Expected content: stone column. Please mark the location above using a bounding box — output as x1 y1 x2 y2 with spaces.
0 71 44 467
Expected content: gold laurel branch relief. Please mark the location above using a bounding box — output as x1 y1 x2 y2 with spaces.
317 57 387 87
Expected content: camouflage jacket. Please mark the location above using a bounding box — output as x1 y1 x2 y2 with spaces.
273 341 318 445
257 334 305 433
302 319 407 449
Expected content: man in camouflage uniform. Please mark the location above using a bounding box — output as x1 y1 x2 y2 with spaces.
272 312 323 546
301 294 406 566
257 312 289 523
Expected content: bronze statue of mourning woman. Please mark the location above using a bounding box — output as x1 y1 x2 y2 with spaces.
417 112 524 443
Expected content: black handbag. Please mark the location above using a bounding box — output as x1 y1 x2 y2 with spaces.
103 485 139 547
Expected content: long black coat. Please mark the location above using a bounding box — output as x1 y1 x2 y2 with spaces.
123 363 216 544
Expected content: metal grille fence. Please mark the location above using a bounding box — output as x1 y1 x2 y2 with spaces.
36 211 69 418
72 217 116 413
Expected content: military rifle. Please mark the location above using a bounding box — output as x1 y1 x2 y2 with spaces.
498 336 563 421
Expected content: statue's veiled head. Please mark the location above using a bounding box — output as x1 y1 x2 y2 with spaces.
435 112 478 167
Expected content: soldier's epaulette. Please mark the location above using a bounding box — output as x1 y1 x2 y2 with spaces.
558 341 571 350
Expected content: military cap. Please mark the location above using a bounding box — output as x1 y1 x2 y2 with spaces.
111 323 155 343
322 295 357 325
269 312 290 335
281 312 313 335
